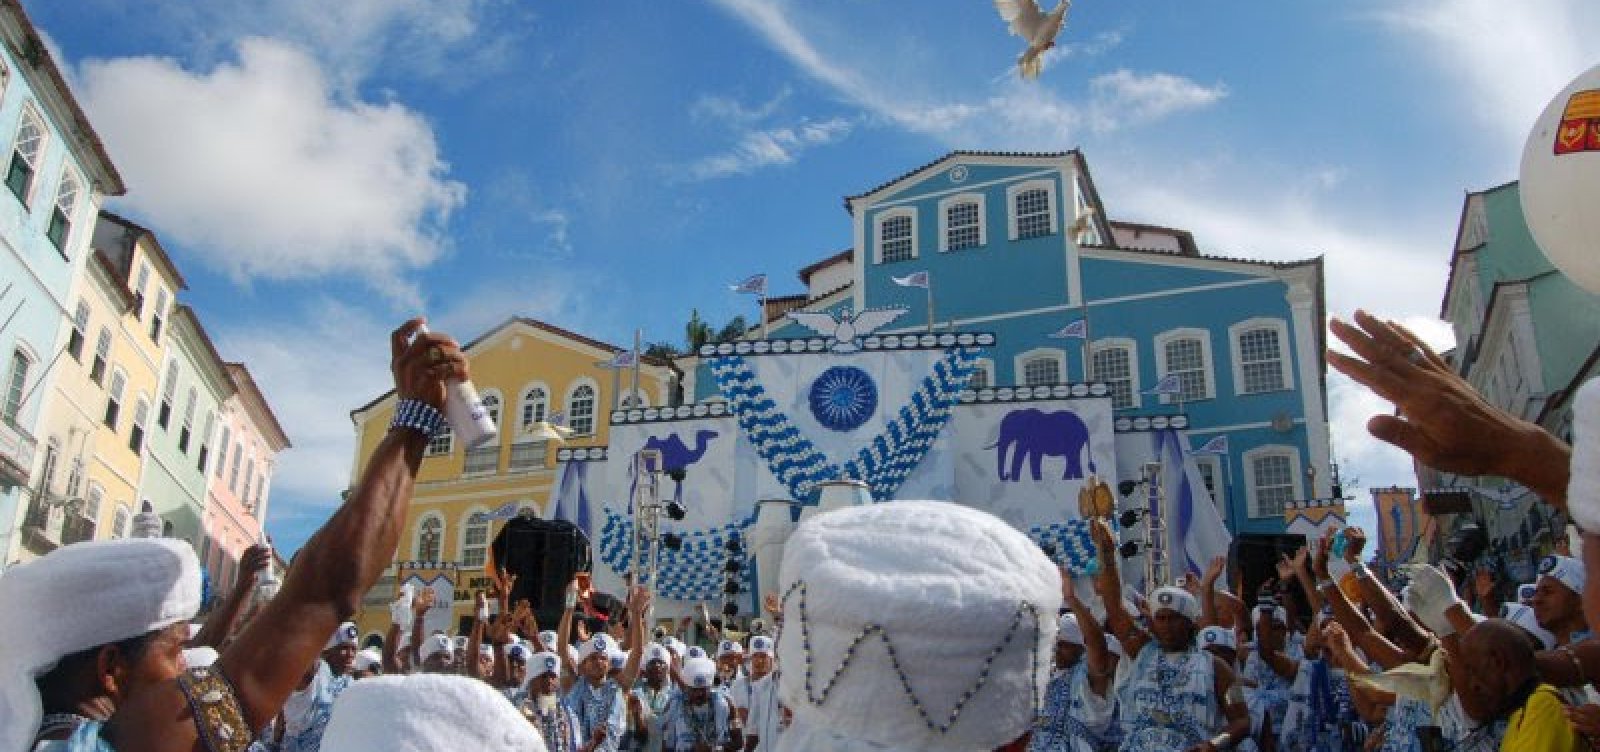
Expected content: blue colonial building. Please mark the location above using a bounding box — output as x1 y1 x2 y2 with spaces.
0 1 125 568
686 151 1331 543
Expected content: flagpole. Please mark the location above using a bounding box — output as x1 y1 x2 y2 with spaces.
611 361 622 411
759 293 767 340
1081 305 1094 383
926 276 935 334
631 329 642 407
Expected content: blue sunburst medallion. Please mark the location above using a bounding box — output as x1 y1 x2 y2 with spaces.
808 366 878 432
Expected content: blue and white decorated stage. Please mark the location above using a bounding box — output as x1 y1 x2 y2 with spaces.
548 325 1231 619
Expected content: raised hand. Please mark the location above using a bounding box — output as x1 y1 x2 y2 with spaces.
1059 566 1080 604
1090 518 1116 560
1276 555 1295 583
1290 546 1309 573
1343 527 1367 565
1202 556 1226 585
627 584 652 618
413 587 437 617
1312 530 1333 580
485 613 515 646
1473 568 1496 603
391 319 467 414
763 593 783 619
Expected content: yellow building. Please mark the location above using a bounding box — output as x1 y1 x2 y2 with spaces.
15 212 186 560
347 317 675 643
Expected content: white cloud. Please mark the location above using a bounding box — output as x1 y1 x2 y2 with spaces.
691 87 793 126
1086 70 1228 132
685 116 855 181
1373 0 1600 170
77 39 467 304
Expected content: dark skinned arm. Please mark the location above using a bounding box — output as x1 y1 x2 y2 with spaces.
1312 530 1410 670
1090 518 1150 660
191 544 270 649
466 592 487 680
106 319 463 751
1342 527 1430 652
619 586 650 689
558 579 578 692
1062 569 1113 698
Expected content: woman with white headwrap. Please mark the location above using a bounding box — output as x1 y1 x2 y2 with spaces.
19 319 469 750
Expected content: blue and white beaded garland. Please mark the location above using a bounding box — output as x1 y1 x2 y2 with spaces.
780 581 1045 735
709 346 983 504
600 510 755 601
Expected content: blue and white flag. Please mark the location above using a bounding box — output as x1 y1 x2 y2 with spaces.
1047 319 1087 339
552 460 593 539
1192 435 1229 455
472 501 521 523
729 274 768 295
548 410 567 427
891 271 930 289
599 350 638 369
1157 429 1233 579
1143 373 1182 396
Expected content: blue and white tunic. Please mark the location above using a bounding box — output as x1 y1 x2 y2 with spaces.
1029 661 1115 752
567 679 628 752
1378 695 1432 752
660 693 733 752
1114 643 1222 752
282 662 352 752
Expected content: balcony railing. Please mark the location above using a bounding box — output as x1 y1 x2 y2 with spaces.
508 442 548 472
0 416 38 489
463 446 499 475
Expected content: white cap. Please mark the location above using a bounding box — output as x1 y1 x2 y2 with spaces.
322 673 548 751
1056 614 1084 646
774 501 1060 752
644 644 672 665
748 635 775 656
608 649 628 671
717 639 744 658
686 645 708 660
355 648 383 672
1538 555 1586 595
1198 626 1236 651
1150 586 1200 622
683 657 718 688
326 621 360 651
1502 603 1557 650
0 539 201 752
578 634 618 663
419 633 453 664
529 651 561 678
505 644 530 663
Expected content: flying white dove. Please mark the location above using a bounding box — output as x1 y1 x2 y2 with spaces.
787 308 909 353
994 0 1071 80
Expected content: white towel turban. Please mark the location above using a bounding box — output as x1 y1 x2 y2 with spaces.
1538 554 1586 595
748 635 775 656
686 646 707 660
578 634 618 663
529 651 561 679
418 633 453 664
326 621 359 651
0 539 200 752
683 657 718 689
355 648 383 673
717 639 744 658
1199 626 1236 651
643 644 671 665
322 673 548 752
773 501 1060 752
1150 586 1200 622
1057 614 1084 646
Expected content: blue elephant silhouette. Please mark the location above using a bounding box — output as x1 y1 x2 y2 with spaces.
988 408 1095 482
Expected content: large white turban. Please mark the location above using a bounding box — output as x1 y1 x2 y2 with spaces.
0 539 201 752
773 501 1060 752
323 673 548 751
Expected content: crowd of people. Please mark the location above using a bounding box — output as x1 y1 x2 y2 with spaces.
1 305 1597 751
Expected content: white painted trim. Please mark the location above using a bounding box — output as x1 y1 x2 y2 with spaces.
1227 318 1294 396
477 388 505 432
1282 267 1330 496
877 277 1278 335
1153 327 1216 403
1185 418 1304 436
1242 445 1304 519
1078 247 1284 277
456 505 491 565
1089 338 1141 409
873 206 918 264
1191 454 1226 514
1005 179 1058 241
1013 347 1067 387
10 103 48 208
413 511 447 560
516 380 553 430
936 192 987 252
867 166 1061 211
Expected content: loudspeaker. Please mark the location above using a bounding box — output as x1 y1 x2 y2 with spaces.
490 517 591 629
1230 533 1309 620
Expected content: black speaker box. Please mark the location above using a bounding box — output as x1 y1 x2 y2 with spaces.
490 517 591 629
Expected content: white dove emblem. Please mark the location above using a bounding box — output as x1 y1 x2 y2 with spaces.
786 308 909 352
994 0 1071 80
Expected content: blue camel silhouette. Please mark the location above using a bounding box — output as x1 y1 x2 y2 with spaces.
642 429 719 472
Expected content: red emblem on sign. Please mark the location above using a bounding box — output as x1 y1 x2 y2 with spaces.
1554 90 1600 155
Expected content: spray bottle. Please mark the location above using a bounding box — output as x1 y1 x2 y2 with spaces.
416 324 497 450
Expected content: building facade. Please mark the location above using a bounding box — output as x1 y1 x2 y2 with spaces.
686 151 1332 542
201 361 289 595
0 0 125 569
346 318 674 644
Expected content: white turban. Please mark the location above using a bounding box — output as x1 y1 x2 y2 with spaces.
748 635 775 656
355 648 383 673
643 644 671 665
326 621 359 651
774 501 1059 752
529 651 561 679
686 646 707 660
1501 603 1556 650
1150 586 1200 622
1056 614 1084 646
578 634 617 663
1199 626 1236 651
1538 555 1586 595
683 657 718 689
608 649 627 671
0 539 201 752
717 639 744 658
539 630 559 652
418 633 453 664
322 673 548 752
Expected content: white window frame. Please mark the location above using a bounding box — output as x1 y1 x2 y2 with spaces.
1013 347 1067 387
1191 454 1225 511
1072 176 1103 246
426 427 454 456
1005 179 1058 241
3 345 33 423
518 382 551 430
91 327 111 385
1242 445 1303 519
937 193 986 252
8 104 47 206
565 378 600 436
113 502 132 539
479 388 503 431
1153 327 1216 403
459 507 491 569
414 512 446 562
105 368 128 430
130 396 150 453
1228 318 1294 396
48 166 81 252
967 358 995 390
873 207 918 264
1089 338 1141 410
68 301 89 362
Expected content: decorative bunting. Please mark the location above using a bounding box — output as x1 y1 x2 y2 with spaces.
600 510 755 601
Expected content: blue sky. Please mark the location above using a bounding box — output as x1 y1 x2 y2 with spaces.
27 0 1600 554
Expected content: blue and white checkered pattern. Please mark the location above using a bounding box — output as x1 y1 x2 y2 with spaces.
390 398 447 438
1027 519 1101 576
708 346 983 504
600 510 756 601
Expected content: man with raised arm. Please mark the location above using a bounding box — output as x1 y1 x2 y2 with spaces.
1029 569 1116 752
1091 519 1251 752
